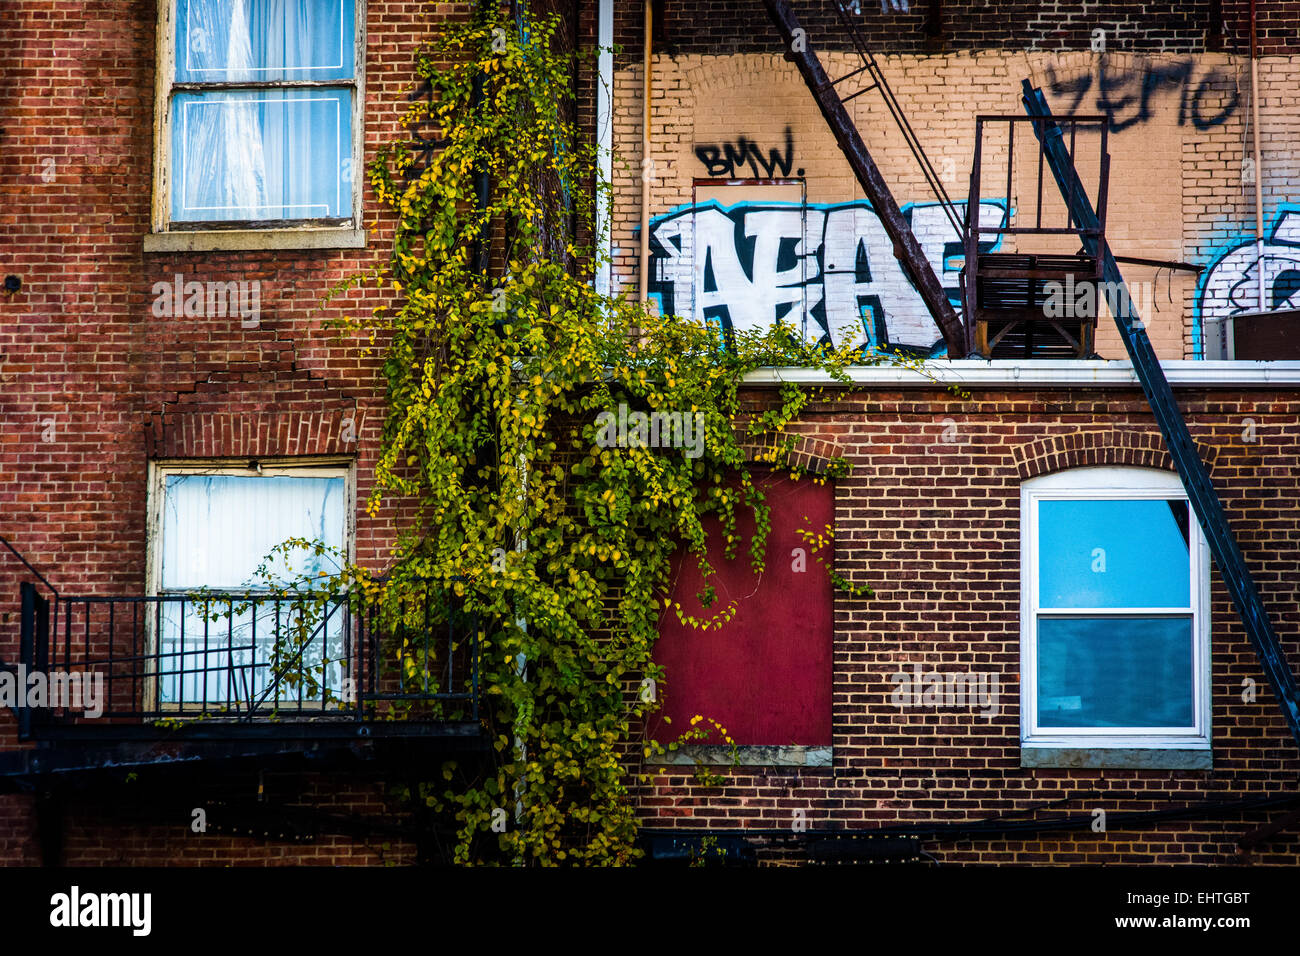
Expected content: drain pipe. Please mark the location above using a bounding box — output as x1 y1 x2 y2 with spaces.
639 0 653 303
1250 0 1265 315
595 0 614 297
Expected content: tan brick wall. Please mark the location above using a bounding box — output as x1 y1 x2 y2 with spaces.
615 49 1299 360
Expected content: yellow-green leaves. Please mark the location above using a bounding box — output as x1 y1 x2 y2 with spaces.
332 3 907 868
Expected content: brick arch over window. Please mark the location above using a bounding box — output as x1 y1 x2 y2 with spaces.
146 377 364 460
1013 429 1219 481
737 431 845 475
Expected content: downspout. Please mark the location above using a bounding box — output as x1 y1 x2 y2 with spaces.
1249 0 1266 316
639 0 653 303
596 0 614 297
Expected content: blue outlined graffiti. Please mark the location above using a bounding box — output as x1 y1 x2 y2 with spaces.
648 198 1010 354
1195 204 1300 356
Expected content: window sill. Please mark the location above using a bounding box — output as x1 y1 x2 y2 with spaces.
648 745 832 768
143 227 367 253
1021 746 1211 770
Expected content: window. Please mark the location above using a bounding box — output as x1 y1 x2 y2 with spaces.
148 0 364 250
148 462 353 709
1021 468 1211 766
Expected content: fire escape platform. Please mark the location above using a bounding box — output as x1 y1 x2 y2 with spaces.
0 582 486 789
0 722 485 793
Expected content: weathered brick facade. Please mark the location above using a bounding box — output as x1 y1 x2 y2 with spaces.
1 0 1298 868
612 0 1300 866
636 372 1300 864
613 2 1300 360
0 0 473 866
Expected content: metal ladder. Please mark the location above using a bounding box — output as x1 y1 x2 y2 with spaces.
761 0 968 356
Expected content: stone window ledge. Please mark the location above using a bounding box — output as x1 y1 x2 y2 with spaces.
143 227 366 254
1022 747 1212 770
648 745 832 768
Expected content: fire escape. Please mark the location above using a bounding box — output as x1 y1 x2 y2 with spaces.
0 539 483 789
760 0 1300 752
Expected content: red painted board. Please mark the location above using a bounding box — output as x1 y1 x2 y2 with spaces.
651 472 833 746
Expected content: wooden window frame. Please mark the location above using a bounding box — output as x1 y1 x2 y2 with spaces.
144 0 367 252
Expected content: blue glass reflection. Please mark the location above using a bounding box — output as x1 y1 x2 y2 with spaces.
1040 499 1189 608
1038 616 1194 728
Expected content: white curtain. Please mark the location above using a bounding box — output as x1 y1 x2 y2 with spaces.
173 0 352 221
158 474 346 706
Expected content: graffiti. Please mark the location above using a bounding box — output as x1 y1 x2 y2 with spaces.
648 197 1009 354
1197 206 1300 334
1043 58 1239 131
695 128 796 179
843 0 910 12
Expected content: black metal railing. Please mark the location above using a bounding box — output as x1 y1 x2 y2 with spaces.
13 582 478 738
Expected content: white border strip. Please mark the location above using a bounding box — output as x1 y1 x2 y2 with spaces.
743 360 1300 388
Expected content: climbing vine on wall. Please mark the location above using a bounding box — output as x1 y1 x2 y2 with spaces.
315 3 943 865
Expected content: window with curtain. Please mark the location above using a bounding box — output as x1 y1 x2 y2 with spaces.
166 0 357 224
153 465 350 709
1020 468 1210 755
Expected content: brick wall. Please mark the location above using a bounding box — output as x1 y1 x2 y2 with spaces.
635 380 1300 865
0 0 471 865
618 1 1300 60
2 0 1297 868
612 8 1299 359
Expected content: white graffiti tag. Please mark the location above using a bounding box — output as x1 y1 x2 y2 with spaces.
649 199 1008 353
1199 208 1300 323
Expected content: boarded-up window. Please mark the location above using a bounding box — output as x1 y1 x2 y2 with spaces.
651 472 833 746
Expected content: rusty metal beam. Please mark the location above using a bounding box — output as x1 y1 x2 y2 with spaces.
1237 807 1300 850
760 0 968 357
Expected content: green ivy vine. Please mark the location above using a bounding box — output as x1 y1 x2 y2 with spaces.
311 4 951 865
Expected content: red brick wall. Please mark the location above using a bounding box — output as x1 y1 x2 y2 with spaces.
0 0 475 865
2 0 1297 867
636 383 1300 865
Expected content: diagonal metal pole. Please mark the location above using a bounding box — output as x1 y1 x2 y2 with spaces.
1022 80 1300 750
761 0 968 357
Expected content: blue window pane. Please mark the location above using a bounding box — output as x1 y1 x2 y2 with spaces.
176 0 354 82
1039 499 1190 608
1037 617 1194 728
172 89 350 221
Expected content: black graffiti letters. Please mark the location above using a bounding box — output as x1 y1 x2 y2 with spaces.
1045 58 1239 131
695 127 795 178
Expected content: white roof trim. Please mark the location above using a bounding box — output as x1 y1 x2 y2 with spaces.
742 360 1300 388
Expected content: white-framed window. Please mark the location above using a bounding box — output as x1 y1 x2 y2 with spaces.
146 460 354 710
1020 467 1211 755
147 0 365 250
